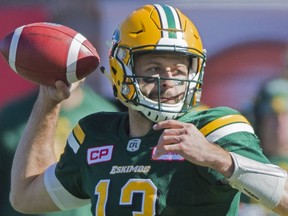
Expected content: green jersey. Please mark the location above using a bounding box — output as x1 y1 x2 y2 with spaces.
46 106 269 216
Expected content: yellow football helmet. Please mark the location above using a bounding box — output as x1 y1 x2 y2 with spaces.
108 4 206 122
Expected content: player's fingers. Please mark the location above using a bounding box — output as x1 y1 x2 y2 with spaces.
161 128 184 136
161 134 183 146
157 130 184 152
152 143 181 159
153 119 187 130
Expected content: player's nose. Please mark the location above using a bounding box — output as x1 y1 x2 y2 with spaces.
160 69 177 88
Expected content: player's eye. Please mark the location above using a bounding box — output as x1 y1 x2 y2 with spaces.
146 67 161 75
142 77 157 83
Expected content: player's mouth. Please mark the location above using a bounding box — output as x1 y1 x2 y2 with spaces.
150 92 184 103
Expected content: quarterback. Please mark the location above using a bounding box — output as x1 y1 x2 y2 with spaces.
10 4 288 216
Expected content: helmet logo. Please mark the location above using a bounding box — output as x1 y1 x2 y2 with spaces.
111 28 120 44
109 29 120 57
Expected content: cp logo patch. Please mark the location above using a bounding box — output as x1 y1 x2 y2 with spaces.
87 145 113 165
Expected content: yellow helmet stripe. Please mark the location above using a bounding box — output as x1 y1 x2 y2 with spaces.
200 114 252 136
154 4 182 39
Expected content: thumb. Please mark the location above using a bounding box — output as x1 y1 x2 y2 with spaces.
52 80 71 101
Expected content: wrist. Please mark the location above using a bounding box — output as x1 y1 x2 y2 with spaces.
207 144 234 178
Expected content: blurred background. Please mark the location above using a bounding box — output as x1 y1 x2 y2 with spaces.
1 0 288 111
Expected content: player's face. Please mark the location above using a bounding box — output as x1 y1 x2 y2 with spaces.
134 53 190 104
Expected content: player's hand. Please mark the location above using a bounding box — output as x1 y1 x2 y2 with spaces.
39 79 85 104
152 120 210 164
152 120 232 174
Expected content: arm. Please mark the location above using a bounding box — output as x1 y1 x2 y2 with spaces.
153 119 288 215
10 81 73 214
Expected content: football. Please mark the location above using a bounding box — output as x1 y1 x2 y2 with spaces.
0 22 100 86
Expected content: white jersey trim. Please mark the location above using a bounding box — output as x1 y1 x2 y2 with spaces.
44 163 90 210
206 122 254 143
68 132 80 154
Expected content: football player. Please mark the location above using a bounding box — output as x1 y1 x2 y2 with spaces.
10 4 288 216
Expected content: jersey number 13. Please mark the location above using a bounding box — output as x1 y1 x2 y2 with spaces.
95 179 157 216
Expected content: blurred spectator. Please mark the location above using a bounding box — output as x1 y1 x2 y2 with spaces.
239 78 288 216
254 78 288 161
0 84 119 216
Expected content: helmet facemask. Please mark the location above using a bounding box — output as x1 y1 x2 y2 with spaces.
113 45 205 122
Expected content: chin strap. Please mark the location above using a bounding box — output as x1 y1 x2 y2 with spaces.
228 152 287 209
